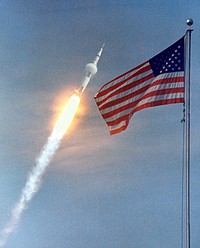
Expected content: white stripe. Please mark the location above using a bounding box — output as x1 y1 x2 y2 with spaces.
96 70 183 105
104 92 184 123
155 71 184 79
100 80 184 115
110 120 127 131
96 63 151 103
146 82 184 93
104 107 133 123
97 74 154 108
136 92 184 106
97 72 184 111
101 62 149 91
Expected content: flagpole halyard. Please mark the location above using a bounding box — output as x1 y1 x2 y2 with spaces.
185 18 193 248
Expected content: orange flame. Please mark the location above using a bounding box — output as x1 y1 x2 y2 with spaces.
51 94 81 140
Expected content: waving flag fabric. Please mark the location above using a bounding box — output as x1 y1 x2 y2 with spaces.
94 36 185 135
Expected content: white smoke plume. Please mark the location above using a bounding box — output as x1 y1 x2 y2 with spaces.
0 94 80 247
0 135 60 247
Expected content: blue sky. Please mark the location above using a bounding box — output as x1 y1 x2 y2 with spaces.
0 1 200 247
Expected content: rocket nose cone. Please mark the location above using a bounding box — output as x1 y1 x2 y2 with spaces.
98 44 105 57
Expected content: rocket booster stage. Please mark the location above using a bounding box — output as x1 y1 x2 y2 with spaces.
75 44 104 95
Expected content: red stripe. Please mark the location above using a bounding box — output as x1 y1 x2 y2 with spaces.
102 87 184 119
108 114 131 126
99 83 151 111
152 76 184 86
97 75 184 109
110 125 128 135
97 72 154 108
96 61 148 93
95 63 151 98
132 98 184 114
107 97 184 127
99 78 184 111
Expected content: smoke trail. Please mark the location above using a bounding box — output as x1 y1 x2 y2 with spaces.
0 94 80 247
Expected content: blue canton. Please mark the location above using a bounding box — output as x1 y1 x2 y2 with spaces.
149 37 184 77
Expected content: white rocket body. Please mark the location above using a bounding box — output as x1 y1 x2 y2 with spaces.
76 44 104 95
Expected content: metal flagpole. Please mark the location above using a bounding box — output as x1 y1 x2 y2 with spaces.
185 18 193 248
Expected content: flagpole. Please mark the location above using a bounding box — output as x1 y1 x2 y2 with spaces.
185 18 193 248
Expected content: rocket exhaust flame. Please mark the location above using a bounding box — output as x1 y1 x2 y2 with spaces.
0 94 81 247
51 94 81 140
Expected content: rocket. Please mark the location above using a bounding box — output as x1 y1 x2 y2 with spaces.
75 43 105 95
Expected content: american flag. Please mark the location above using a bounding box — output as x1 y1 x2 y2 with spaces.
94 36 185 135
